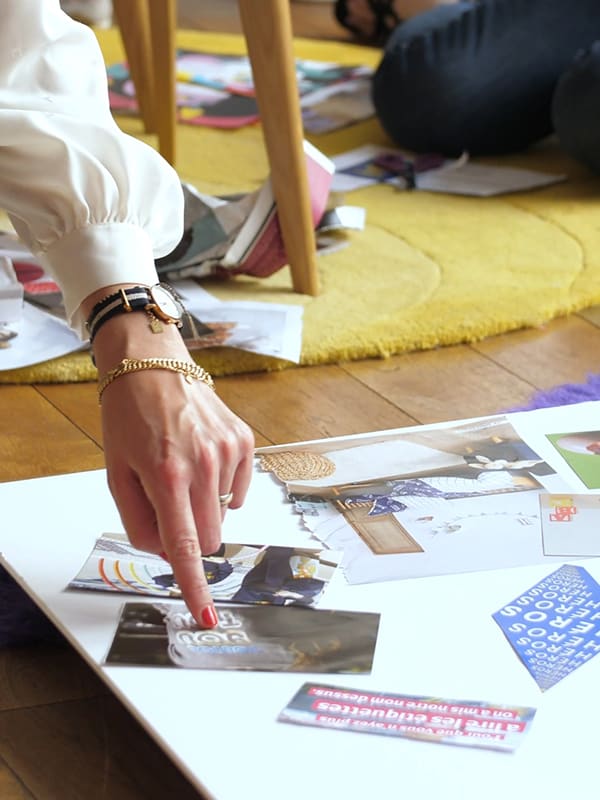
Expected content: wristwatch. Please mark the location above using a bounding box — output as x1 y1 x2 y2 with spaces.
86 284 184 343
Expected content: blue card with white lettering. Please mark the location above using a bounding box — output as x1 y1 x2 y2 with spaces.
493 564 600 691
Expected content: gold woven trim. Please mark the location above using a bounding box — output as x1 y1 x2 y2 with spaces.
258 450 336 482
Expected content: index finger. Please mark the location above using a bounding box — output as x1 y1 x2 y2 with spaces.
152 488 219 629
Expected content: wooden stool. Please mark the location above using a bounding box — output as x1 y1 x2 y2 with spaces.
112 0 319 295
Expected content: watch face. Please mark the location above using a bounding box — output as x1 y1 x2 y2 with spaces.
148 285 183 322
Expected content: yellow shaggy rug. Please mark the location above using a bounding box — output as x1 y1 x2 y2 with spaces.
3 28 600 384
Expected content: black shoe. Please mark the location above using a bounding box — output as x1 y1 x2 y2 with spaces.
334 0 402 46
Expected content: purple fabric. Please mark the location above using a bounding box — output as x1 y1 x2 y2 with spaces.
0 566 63 648
507 373 600 412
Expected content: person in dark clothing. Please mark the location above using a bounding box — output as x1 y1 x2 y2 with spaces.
336 0 600 172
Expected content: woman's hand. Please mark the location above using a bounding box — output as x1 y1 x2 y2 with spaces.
83 289 255 628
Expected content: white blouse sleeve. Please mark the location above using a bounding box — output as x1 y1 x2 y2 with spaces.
0 0 184 335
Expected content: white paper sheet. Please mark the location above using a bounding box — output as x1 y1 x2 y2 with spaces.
417 161 567 197
330 144 565 196
0 301 85 369
176 281 304 363
540 493 600 556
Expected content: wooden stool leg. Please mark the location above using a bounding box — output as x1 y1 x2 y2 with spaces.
238 0 319 296
112 0 156 134
148 0 177 166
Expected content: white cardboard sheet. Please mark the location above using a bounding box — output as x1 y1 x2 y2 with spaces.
2 402 600 799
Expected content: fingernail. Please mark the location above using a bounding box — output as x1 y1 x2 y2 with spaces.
159 551 169 562
201 605 219 629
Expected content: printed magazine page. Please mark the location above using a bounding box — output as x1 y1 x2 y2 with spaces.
155 141 335 282
539 493 600 556
108 50 374 132
69 534 342 607
220 140 334 277
105 602 380 672
256 414 570 584
546 430 600 489
279 682 536 752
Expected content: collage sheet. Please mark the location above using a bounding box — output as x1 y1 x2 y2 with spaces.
63 409 600 753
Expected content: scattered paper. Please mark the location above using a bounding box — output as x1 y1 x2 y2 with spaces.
257 415 567 585
108 51 374 132
540 493 600 557
0 287 303 370
105 602 380 672
417 160 566 196
300 77 374 134
318 205 366 234
109 51 259 129
546 430 600 489
330 145 565 196
279 682 536 752
1 140 361 369
174 280 304 362
189 302 303 362
0 281 304 369
69 533 342 607
0 141 341 369
156 140 336 281
330 144 459 193
493 564 600 691
0 256 23 325
0 301 85 369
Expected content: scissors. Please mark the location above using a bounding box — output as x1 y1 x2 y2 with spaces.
373 152 446 189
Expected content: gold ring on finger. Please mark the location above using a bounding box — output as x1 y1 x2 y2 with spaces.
219 491 234 506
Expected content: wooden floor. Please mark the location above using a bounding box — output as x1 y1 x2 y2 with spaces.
3 2 600 799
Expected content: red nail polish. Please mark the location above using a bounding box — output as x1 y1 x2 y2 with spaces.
159 551 169 562
201 605 218 629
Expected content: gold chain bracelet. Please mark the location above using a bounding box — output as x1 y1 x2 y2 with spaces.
97 357 215 403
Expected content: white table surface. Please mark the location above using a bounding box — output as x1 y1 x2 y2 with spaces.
2 403 600 800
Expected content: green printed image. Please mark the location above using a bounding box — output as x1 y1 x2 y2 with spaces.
547 431 600 489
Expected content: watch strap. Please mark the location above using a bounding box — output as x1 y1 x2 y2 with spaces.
86 286 152 343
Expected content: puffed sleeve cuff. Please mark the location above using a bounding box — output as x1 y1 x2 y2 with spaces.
38 223 161 337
